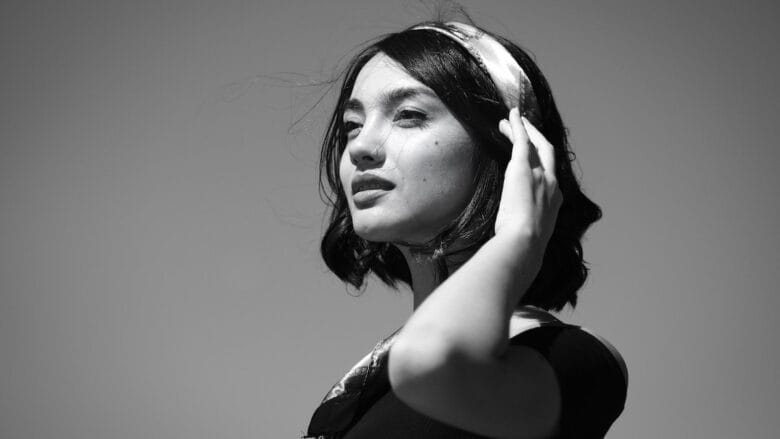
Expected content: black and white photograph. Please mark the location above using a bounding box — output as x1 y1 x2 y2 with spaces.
1 1 778 438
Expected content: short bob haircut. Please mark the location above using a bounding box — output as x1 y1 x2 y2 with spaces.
319 21 601 311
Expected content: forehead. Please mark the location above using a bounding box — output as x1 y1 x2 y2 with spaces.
350 53 432 102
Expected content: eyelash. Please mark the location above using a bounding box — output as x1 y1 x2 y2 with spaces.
343 121 361 134
394 109 428 126
343 109 429 138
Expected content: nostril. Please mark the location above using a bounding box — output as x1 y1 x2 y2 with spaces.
352 155 375 166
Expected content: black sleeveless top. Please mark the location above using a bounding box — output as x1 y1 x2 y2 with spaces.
306 324 627 439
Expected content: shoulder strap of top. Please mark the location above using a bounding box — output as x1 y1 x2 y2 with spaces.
509 306 628 388
508 305 566 338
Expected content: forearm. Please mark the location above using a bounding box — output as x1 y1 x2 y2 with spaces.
395 232 543 362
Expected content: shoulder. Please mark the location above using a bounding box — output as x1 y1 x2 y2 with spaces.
510 323 628 437
510 323 627 386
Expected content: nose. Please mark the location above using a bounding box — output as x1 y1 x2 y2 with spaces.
347 120 386 168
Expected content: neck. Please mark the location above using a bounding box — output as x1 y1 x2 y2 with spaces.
396 243 475 310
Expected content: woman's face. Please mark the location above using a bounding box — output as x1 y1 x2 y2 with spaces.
339 53 477 244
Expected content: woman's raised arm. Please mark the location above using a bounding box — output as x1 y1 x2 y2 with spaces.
388 108 563 438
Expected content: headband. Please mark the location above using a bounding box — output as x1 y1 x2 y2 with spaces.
411 22 540 122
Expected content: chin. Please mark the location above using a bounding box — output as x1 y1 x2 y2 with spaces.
349 214 399 241
352 224 397 243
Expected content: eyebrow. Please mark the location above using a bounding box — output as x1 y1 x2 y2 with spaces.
344 86 439 113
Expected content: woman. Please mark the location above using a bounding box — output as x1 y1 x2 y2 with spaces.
305 20 627 439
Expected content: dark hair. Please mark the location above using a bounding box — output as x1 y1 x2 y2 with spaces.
319 22 601 311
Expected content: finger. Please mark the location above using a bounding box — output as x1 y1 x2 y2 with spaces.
498 119 513 143
522 116 556 178
508 108 531 168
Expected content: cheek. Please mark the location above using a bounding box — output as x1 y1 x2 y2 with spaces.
338 153 353 194
401 140 475 208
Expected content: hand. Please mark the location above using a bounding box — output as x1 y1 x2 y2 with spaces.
496 108 563 248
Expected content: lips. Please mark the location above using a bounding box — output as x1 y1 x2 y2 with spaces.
351 173 395 195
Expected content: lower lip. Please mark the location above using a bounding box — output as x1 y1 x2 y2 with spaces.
353 189 391 207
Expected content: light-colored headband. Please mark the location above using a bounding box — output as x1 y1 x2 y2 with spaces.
411 22 540 121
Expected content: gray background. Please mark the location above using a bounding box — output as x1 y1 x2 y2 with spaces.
2 0 778 438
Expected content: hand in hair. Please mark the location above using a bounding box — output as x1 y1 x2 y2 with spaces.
497 107 563 252
388 110 565 435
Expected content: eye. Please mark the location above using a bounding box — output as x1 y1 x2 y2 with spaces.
342 120 362 138
394 109 428 127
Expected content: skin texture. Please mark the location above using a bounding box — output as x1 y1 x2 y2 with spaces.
340 52 565 438
387 108 564 438
339 53 477 245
